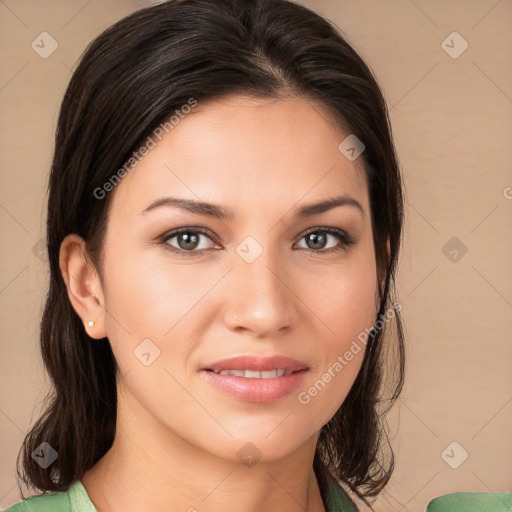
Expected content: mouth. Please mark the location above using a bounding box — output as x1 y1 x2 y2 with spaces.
199 355 309 402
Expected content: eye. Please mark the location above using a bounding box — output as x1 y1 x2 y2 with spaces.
157 226 355 257
295 227 356 253
158 227 220 257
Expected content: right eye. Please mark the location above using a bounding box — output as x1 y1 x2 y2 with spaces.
158 227 221 256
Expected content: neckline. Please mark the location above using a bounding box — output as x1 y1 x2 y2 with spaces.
73 475 357 512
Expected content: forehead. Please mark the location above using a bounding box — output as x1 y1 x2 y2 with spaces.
109 94 369 219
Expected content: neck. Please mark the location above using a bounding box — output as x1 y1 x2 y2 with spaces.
81 383 327 512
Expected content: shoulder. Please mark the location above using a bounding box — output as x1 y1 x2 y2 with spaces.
325 472 359 511
3 503 28 512
3 488 71 512
427 491 512 511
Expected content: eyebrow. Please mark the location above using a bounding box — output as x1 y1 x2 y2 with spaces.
139 194 365 219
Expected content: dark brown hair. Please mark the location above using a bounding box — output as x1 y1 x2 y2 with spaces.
16 0 405 508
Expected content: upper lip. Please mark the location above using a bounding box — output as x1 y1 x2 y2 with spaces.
202 355 309 372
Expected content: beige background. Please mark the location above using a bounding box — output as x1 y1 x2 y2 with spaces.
1 1 511 510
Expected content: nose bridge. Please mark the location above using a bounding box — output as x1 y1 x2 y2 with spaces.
223 238 298 334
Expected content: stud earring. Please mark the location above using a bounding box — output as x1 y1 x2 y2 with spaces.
87 321 95 328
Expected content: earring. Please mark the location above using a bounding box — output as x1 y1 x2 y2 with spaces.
87 321 95 328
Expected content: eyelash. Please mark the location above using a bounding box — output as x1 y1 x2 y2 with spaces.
157 226 356 258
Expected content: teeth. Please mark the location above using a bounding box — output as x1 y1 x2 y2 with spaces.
213 368 295 378
219 369 244 377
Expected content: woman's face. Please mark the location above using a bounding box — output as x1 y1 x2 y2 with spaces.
92 95 381 463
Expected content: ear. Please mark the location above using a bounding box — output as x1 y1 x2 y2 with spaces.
381 235 391 289
59 234 107 339
375 236 391 311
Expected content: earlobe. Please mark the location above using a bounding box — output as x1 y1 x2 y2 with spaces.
59 234 107 339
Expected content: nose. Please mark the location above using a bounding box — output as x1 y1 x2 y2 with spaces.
221 246 300 337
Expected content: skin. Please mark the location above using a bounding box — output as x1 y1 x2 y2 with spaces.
60 94 388 512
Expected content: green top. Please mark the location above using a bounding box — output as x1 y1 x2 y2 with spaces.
4 480 96 512
426 491 512 511
4 474 358 512
6 478 511 511
325 473 359 511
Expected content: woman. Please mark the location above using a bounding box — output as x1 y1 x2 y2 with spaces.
8 0 406 510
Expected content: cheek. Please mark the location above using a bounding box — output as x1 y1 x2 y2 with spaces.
102 241 198 330
100 242 218 377
296 250 377 411
304 251 378 343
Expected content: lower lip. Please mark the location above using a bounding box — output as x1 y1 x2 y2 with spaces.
200 369 308 403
